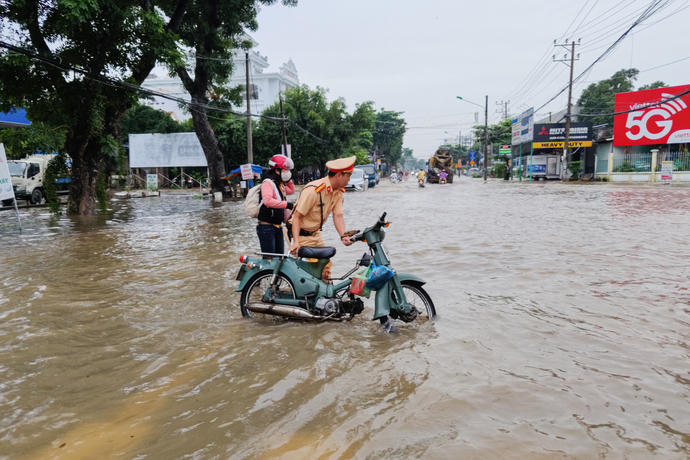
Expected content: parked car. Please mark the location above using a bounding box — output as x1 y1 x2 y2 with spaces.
354 164 380 187
345 168 368 192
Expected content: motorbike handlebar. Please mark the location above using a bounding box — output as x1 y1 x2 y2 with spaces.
351 212 388 243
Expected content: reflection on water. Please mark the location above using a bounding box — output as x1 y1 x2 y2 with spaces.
1 181 690 459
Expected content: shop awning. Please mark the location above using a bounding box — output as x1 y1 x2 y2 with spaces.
0 108 31 129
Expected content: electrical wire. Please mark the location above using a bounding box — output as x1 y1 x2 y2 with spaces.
0 40 336 145
534 0 671 114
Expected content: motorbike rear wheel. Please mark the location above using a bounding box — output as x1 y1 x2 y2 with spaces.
395 281 436 323
240 271 296 319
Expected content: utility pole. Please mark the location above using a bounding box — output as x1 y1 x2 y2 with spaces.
554 39 580 180
279 90 289 158
245 52 253 164
484 95 489 182
496 101 510 120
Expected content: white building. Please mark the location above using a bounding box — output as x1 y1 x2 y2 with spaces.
141 38 300 121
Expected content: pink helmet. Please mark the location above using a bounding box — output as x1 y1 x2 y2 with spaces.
269 154 294 170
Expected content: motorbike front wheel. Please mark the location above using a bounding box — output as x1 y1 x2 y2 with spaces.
240 271 296 319
394 281 436 323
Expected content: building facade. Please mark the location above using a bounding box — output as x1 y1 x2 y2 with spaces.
141 39 300 122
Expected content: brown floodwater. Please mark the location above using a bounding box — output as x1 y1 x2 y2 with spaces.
1 178 689 459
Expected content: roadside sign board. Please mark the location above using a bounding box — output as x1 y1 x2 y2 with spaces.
469 151 476 165
661 161 674 181
240 164 254 180
614 84 690 146
532 122 593 148
146 174 158 191
0 144 15 201
512 108 534 145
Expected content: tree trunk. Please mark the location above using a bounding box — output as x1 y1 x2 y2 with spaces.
66 138 102 215
177 65 226 193
190 106 226 192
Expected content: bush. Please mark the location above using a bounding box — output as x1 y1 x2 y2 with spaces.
568 161 582 179
493 163 507 178
613 160 635 172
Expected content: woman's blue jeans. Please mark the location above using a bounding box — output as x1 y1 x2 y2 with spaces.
256 224 284 255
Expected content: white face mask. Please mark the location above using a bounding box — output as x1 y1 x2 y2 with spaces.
281 171 292 182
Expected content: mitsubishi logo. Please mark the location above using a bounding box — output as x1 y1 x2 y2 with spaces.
538 126 549 136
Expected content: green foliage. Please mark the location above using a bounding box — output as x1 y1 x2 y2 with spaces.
638 81 667 91
568 161 582 179
472 119 512 146
215 116 254 169
119 104 187 139
492 163 507 178
613 160 635 172
0 0 191 214
0 123 66 159
351 148 371 165
577 69 640 126
44 151 70 214
252 86 375 170
373 110 406 167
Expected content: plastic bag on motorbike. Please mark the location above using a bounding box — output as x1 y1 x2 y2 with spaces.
350 264 372 297
366 262 395 290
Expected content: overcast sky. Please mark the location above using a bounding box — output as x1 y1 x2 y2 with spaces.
250 0 690 158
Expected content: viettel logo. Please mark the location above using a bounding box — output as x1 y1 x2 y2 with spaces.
626 93 688 141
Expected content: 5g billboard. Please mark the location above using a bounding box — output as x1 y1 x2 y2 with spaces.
614 84 690 146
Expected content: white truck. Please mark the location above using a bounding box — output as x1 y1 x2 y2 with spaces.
2 154 70 206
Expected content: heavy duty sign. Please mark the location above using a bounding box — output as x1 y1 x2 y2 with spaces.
532 122 593 149
614 84 690 146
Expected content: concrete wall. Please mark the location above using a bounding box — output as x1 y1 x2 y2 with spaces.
595 149 690 182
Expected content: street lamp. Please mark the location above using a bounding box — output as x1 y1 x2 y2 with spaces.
457 96 489 181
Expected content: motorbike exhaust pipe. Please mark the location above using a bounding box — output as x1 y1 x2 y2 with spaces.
245 303 322 320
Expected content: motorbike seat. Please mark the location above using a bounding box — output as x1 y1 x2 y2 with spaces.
298 246 336 259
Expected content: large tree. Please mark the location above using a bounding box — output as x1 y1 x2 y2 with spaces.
372 110 406 168
252 85 374 171
173 0 296 194
577 69 640 127
119 104 187 140
0 0 189 214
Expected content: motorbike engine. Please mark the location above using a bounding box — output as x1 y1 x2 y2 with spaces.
314 297 340 316
341 298 364 315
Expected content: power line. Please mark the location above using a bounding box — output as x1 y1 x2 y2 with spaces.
534 0 671 114
578 86 690 117
0 40 336 144
640 55 690 72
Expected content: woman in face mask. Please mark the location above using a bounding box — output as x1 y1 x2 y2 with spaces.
256 154 296 255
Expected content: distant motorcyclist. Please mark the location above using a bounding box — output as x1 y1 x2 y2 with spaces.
439 169 448 184
417 170 426 188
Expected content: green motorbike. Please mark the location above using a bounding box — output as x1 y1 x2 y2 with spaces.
235 213 436 331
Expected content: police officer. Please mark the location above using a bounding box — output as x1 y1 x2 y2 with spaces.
289 156 356 280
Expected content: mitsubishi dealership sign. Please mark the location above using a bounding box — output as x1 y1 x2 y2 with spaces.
614 84 690 146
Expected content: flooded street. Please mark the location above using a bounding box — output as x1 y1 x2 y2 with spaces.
1 177 690 459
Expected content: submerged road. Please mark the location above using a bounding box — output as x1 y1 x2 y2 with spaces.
1 177 689 459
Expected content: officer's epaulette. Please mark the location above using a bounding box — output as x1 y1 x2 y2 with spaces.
315 183 326 193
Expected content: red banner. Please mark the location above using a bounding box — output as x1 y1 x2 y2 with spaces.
613 84 690 146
